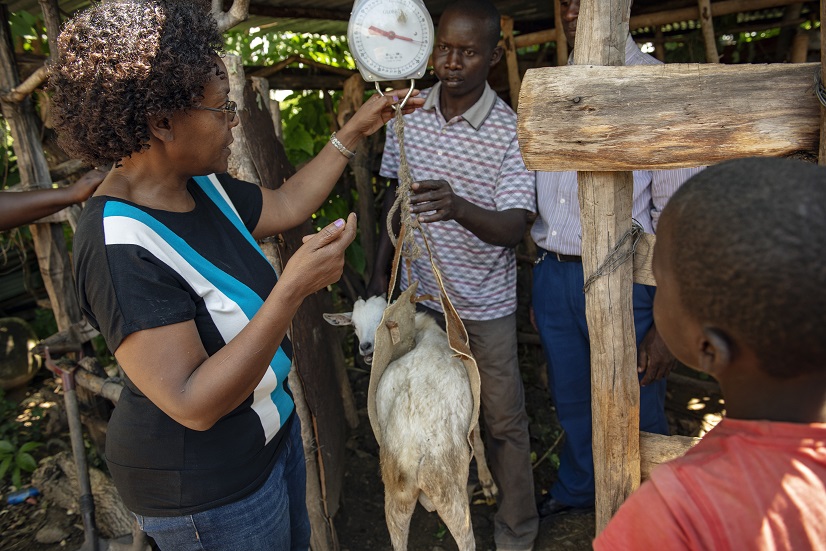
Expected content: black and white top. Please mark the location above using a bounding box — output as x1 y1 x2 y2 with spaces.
74 173 294 516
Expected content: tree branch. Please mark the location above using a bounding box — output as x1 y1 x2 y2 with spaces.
214 0 250 32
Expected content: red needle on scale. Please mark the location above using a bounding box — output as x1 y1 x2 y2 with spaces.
368 25 414 42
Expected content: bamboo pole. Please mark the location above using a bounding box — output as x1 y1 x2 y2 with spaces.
654 26 666 61
501 16 522 109
698 0 720 62
570 0 639 534
818 0 826 166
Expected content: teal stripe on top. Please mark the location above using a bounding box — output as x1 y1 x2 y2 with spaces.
192 175 270 264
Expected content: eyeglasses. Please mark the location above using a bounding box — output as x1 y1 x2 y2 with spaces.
194 100 237 121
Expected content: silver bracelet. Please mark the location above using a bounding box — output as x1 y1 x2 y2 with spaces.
330 132 356 159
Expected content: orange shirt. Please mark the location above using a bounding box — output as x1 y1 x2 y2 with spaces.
594 418 826 551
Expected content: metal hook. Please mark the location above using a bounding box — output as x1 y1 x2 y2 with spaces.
375 79 416 111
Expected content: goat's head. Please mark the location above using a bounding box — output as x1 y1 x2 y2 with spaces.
323 295 388 365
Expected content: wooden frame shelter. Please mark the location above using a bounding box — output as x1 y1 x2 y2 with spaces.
517 0 825 533
1 0 824 547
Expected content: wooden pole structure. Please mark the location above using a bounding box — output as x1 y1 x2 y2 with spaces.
501 15 522 109
554 0 569 66
513 0 806 50
0 5 82 333
653 26 666 62
571 0 639 533
698 0 721 62
818 0 826 166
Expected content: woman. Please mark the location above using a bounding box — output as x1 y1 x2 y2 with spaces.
48 1 422 549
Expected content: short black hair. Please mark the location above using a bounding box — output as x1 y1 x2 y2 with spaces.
663 157 826 378
440 0 501 52
49 0 223 167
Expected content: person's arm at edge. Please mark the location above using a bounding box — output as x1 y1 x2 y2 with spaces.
0 169 106 231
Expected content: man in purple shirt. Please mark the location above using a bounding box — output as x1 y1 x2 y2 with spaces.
532 0 703 519
370 1 538 549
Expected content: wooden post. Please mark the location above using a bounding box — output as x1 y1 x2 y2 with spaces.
572 0 639 533
501 15 521 109
818 0 826 166
698 0 720 62
654 26 666 62
790 29 809 62
554 0 569 66
0 5 82 333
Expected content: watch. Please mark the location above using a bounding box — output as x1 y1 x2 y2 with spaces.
347 0 434 82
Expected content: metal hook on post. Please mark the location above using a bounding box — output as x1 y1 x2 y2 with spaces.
374 79 416 111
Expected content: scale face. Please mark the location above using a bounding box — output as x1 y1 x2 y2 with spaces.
348 0 434 82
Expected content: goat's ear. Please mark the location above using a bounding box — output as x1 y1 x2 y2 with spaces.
380 293 387 299
323 312 353 326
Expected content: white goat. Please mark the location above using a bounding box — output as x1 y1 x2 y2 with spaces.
324 296 497 551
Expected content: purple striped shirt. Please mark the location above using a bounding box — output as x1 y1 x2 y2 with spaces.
531 37 705 256
381 82 536 320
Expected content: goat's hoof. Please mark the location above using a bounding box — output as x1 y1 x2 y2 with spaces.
482 482 499 506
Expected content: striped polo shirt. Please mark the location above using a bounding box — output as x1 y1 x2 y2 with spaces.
380 82 536 320
73 173 293 516
532 36 705 256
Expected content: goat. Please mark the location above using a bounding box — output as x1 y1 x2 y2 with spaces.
324 295 497 551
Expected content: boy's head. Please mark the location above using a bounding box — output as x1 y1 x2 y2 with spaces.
433 0 502 99
653 157 826 381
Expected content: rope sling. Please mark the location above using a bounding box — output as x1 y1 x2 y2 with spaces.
365 104 483 451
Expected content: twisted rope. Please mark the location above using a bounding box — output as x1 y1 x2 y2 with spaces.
386 106 422 262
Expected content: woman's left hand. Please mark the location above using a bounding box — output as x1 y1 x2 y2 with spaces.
343 89 425 138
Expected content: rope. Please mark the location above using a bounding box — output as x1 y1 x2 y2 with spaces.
385 106 422 262
582 220 644 294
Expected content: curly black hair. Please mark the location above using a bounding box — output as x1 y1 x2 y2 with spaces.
49 0 223 167
664 157 826 378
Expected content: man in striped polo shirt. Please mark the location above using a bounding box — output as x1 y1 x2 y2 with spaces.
370 1 538 549
531 0 704 520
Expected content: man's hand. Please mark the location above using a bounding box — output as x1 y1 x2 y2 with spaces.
638 325 677 386
410 179 465 223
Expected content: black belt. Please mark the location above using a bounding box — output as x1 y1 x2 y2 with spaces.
535 248 582 264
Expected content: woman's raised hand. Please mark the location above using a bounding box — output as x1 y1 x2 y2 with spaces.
343 89 425 138
280 213 358 299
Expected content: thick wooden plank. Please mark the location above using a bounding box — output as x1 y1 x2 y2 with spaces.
573 0 640 534
518 63 821 171
640 432 700 482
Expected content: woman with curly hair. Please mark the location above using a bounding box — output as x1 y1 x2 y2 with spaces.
49 1 422 549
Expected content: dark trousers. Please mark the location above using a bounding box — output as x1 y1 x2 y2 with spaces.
421 306 539 551
532 255 669 508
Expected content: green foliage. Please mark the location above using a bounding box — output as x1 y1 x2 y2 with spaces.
224 30 354 69
2 118 19 189
279 90 336 165
8 11 48 56
0 389 44 489
0 439 41 488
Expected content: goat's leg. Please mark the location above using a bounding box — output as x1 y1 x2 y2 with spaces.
384 489 417 551
431 484 476 551
471 424 499 505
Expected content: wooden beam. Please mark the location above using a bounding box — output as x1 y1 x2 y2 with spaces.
512 0 806 50
518 63 821 171
501 16 521 109
247 3 350 21
698 0 720 62
640 432 700 482
571 0 639 534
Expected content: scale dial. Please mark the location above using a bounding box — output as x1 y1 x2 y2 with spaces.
348 0 434 82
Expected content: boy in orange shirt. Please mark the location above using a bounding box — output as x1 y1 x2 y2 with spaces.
594 157 826 550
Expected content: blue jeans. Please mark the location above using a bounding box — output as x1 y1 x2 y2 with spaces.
135 417 310 551
532 254 669 508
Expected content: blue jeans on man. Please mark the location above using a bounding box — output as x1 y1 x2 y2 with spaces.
532 253 669 508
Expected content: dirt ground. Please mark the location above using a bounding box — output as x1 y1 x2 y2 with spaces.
0 333 723 551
